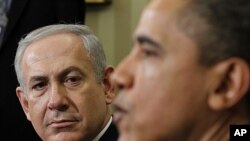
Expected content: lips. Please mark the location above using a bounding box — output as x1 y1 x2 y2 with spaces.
113 104 128 124
49 119 79 128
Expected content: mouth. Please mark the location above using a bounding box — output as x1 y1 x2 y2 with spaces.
113 104 128 124
49 119 79 128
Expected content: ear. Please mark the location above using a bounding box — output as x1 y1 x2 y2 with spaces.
102 66 115 105
208 58 250 111
16 87 31 121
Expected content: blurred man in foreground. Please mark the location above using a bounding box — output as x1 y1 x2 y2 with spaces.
112 0 250 141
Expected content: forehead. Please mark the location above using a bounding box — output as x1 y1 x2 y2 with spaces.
134 0 199 63
135 0 188 38
148 0 187 14
23 32 87 64
21 33 92 75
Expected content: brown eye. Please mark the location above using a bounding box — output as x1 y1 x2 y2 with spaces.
32 81 48 91
141 48 158 57
64 76 82 87
136 36 160 58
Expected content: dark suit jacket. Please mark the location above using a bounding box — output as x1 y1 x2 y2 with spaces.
0 0 85 140
100 122 119 141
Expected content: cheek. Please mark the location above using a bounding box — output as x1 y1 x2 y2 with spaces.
130 65 208 139
74 85 107 124
28 96 48 135
131 68 171 129
29 96 48 120
75 84 106 111
131 86 174 141
132 63 172 111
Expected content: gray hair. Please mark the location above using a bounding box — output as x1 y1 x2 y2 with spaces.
14 24 106 89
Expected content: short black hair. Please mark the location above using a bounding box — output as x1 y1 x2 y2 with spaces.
177 0 250 114
177 0 250 66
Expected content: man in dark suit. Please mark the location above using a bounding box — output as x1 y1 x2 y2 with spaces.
14 24 118 141
0 0 85 140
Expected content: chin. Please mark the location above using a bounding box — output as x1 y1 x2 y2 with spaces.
47 132 87 141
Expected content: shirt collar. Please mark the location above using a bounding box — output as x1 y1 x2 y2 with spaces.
92 116 112 141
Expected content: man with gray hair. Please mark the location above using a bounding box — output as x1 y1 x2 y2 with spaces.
14 24 118 141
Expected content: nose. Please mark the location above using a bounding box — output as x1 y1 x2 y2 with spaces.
47 83 69 111
111 53 135 91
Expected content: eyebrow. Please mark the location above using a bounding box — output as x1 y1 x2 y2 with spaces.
30 76 48 84
59 66 85 78
136 35 161 48
29 66 85 84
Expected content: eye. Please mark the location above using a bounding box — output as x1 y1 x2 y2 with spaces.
141 47 158 57
64 76 82 87
138 42 159 58
32 81 48 91
136 36 160 58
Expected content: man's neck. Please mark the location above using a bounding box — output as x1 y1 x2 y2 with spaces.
198 109 250 141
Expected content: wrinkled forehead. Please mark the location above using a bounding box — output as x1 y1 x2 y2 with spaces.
22 33 87 66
